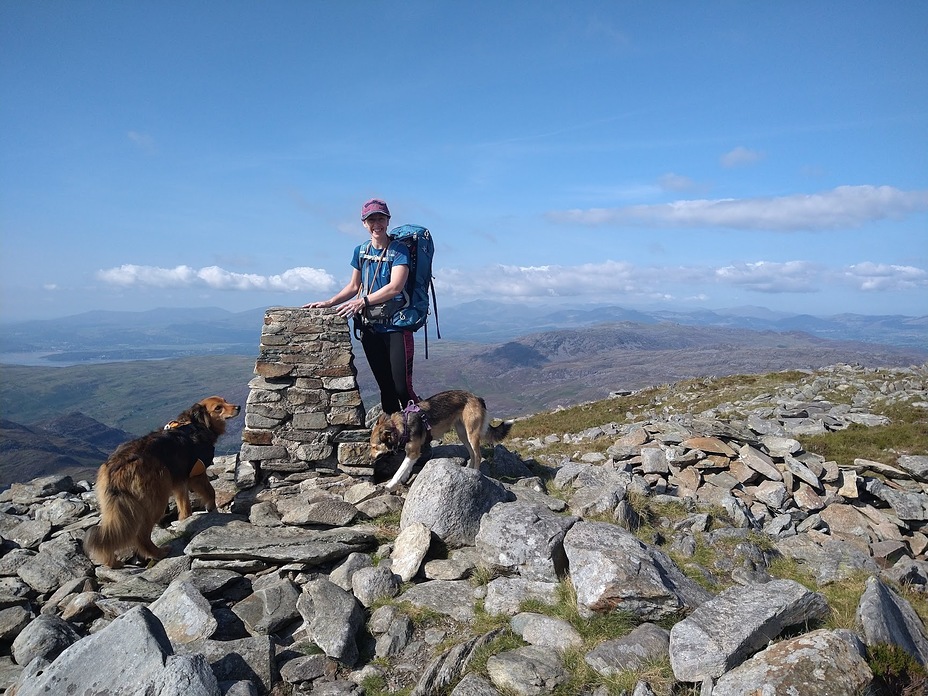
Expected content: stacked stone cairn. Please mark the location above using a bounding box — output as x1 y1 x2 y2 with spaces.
0 311 926 695
238 307 373 488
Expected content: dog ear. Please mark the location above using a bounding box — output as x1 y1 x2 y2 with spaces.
190 403 211 427
375 413 389 425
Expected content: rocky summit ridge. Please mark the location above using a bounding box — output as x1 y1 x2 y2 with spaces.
1 362 927 695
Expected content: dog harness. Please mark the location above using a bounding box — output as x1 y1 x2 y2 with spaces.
399 400 430 447
163 420 208 476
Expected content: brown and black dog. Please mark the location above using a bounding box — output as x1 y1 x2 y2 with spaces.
83 396 240 568
370 389 513 491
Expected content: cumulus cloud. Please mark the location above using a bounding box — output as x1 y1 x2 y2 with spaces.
97 264 336 292
842 262 928 291
548 185 928 231
437 261 645 300
720 146 764 168
713 261 822 293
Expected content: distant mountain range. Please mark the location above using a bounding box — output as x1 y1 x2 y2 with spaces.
1 304 925 488
0 303 925 365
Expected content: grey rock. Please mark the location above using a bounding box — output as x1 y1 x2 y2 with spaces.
11 614 81 667
16 534 93 593
869 479 928 521
101 574 168 602
782 455 822 489
183 520 376 565
856 574 928 667
298 577 364 665
898 454 928 482
351 564 401 607
192 636 275 694
760 435 801 457
669 579 829 681
218 681 258 696
231 577 300 636
486 445 534 479
152 653 221 696
510 612 583 651
391 521 432 582
424 555 476 580
450 672 502 695
584 622 670 675
280 496 359 526
279 653 333 683
775 533 879 583
752 480 788 509
564 520 711 620
475 501 577 582
483 577 560 616
329 551 374 591
149 579 217 645
12 607 173 696
400 458 513 548
399 579 478 622
485 644 568 695
711 629 872 696
173 568 247 599
374 612 413 657
0 605 33 641
5 518 51 549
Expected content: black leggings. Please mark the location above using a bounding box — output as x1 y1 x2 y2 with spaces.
360 328 419 414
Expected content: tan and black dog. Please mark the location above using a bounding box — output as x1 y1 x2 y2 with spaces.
370 389 513 491
83 396 240 568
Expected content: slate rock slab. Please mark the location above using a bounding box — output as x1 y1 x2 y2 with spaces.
669 579 829 682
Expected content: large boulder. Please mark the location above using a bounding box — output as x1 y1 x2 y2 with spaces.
564 520 711 620
400 458 513 547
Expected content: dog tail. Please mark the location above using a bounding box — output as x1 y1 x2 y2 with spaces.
485 419 514 444
83 459 152 566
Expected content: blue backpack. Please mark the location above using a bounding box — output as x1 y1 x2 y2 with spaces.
359 224 441 354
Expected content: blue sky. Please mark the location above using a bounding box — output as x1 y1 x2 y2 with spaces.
2 1 926 323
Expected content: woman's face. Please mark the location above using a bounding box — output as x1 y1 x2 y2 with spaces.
363 213 390 236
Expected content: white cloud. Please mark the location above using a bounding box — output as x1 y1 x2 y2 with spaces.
720 146 764 168
436 258 928 302
97 264 336 292
843 262 928 291
713 261 822 293
548 185 928 231
96 259 927 308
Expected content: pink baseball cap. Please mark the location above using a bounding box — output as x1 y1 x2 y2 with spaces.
361 198 391 220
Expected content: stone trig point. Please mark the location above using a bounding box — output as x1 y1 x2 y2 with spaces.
237 307 372 485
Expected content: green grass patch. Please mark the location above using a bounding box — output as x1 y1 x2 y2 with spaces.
510 371 811 442
868 642 928 696
802 401 928 467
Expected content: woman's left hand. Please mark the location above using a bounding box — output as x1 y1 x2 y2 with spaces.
337 298 365 318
